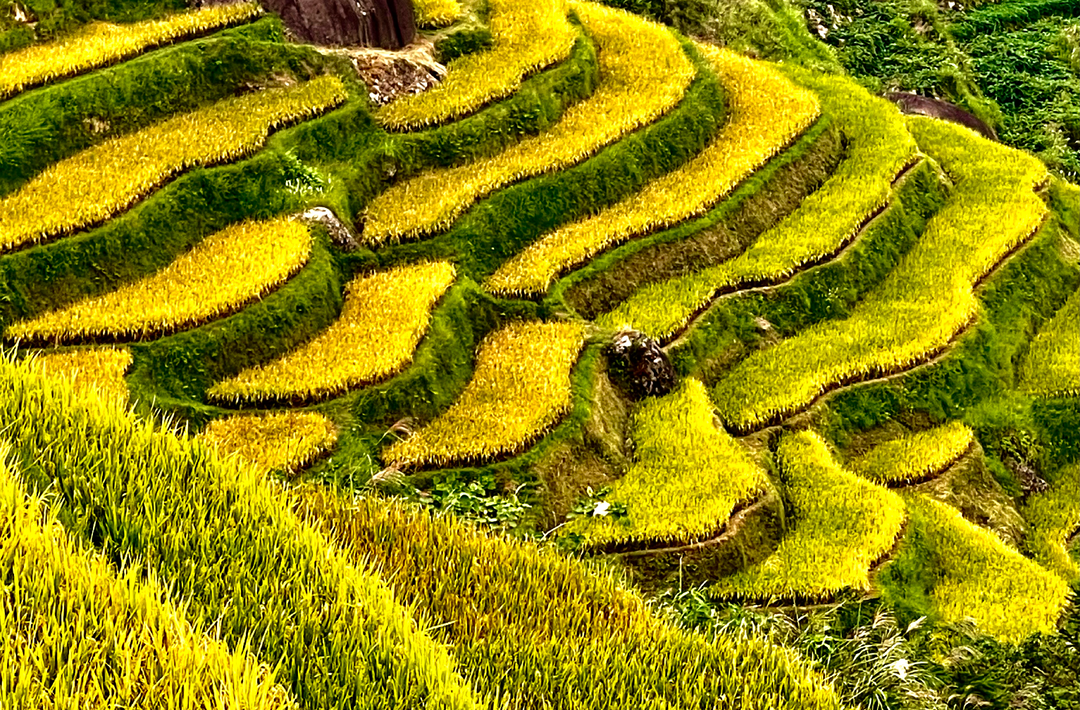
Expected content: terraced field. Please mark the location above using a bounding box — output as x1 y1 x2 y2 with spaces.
2 0 1078 704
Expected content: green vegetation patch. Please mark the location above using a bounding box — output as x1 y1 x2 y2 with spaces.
1020 284 1080 397
1022 462 1080 582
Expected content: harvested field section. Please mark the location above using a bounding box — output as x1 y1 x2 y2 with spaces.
364 1 693 244
31 347 132 404
604 71 918 339
0 3 260 100
851 421 974 485
376 0 575 129
8 218 312 342
384 320 587 467
1020 285 1080 397
486 44 819 296
210 261 455 403
570 378 767 547
0 76 345 253
198 411 338 476
712 118 1048 432
712 430 905 600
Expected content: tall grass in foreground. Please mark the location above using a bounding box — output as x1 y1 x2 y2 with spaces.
29 347 132 404
0 445 299 709
851 421 974 485
0 76 345 253
1022 463 1080 583
210 261 456 403
365 1 694 243
1020 285 1080 397
570 378 767 547
293 483 845 709
8 218 312 341
712 430 906 600
384 320 586 467
0 3 260 100
376 0 575 129
485 43 819 296
0 357 480 710
198 411 338 476
604 70 918 338
711 117 1048 431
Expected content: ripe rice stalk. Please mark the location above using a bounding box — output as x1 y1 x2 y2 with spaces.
711 117 1048 432
0 76 346 253
603 70 918 338
1021 463 1080 583
1019 285 1080 398
712 430 906 600
484 43 819 296
0 3 261 101
570 377 767 547
899 494 1071 643
384 320 587 467
365 1 694 244
414 0 464 28
0 444 299 710
210 261 455 403
28 347 132 405
7 218 312 342
376 0 575 129
197 410 339 476
851 421 974 485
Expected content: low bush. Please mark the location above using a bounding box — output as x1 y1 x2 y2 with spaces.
851 421 975 485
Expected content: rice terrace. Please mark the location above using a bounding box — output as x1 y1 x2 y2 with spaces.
1 0 1079 704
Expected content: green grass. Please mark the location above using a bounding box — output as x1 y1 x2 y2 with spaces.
1022 463 1080 582
1020 284 1080 397
568 377 767 547
712 430 906 600
850 421 975 485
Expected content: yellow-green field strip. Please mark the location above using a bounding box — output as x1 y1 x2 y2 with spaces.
365 1 694 243
711 117 1049 432
8 218 312 342
0 76 345 253
712 430 905 601
485 44 820 297
570 378 766 548
376 0 575 129
414 0 464 28
603 72 918 339
210 261 455 403
0 3 260 101
385 320 586 467
0 447 297 709
29 347 132 404
1020 285 1080 397
851 421 975 485
1022 463 1080 583
197 411 339 476
901 494 1071 643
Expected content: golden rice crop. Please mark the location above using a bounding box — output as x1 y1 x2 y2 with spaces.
604 71 918 338
384 320 587 467
29 347 132 405
197 411 338 476
903 494 1071 643
210 261 455 403
1020 285 1080 397
1022 463 1080 583
8 218 312 342
712 430 906 600
851 421 974 485
711 117 1048 432
0 445 298 710
485 43 819 296
570 377 767 547
365 1 693 244
376 0 575 129
0 3 260 101
0 76 345 253
414 0 464 28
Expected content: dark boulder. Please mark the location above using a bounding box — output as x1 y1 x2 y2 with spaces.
606 330 676 401
885 92 998 141
209 0 416 49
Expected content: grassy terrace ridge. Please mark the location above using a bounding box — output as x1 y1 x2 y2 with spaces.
209 261 456 403
0 2 260 100
486 44 819 296
1019 284 1080 397
711 117 1048 432
198 410 338 476
0 358 481 710
603 69 917 339
0 446 299 709
712 430 906 601
1022 462 1080 583
0 76 345 253
376 0 576 129
568 377 767 548
385 320 587 467
364 1 694 244
8 218 311 342
850 421 975 485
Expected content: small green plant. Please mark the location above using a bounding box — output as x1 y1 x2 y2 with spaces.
416 480 529 532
